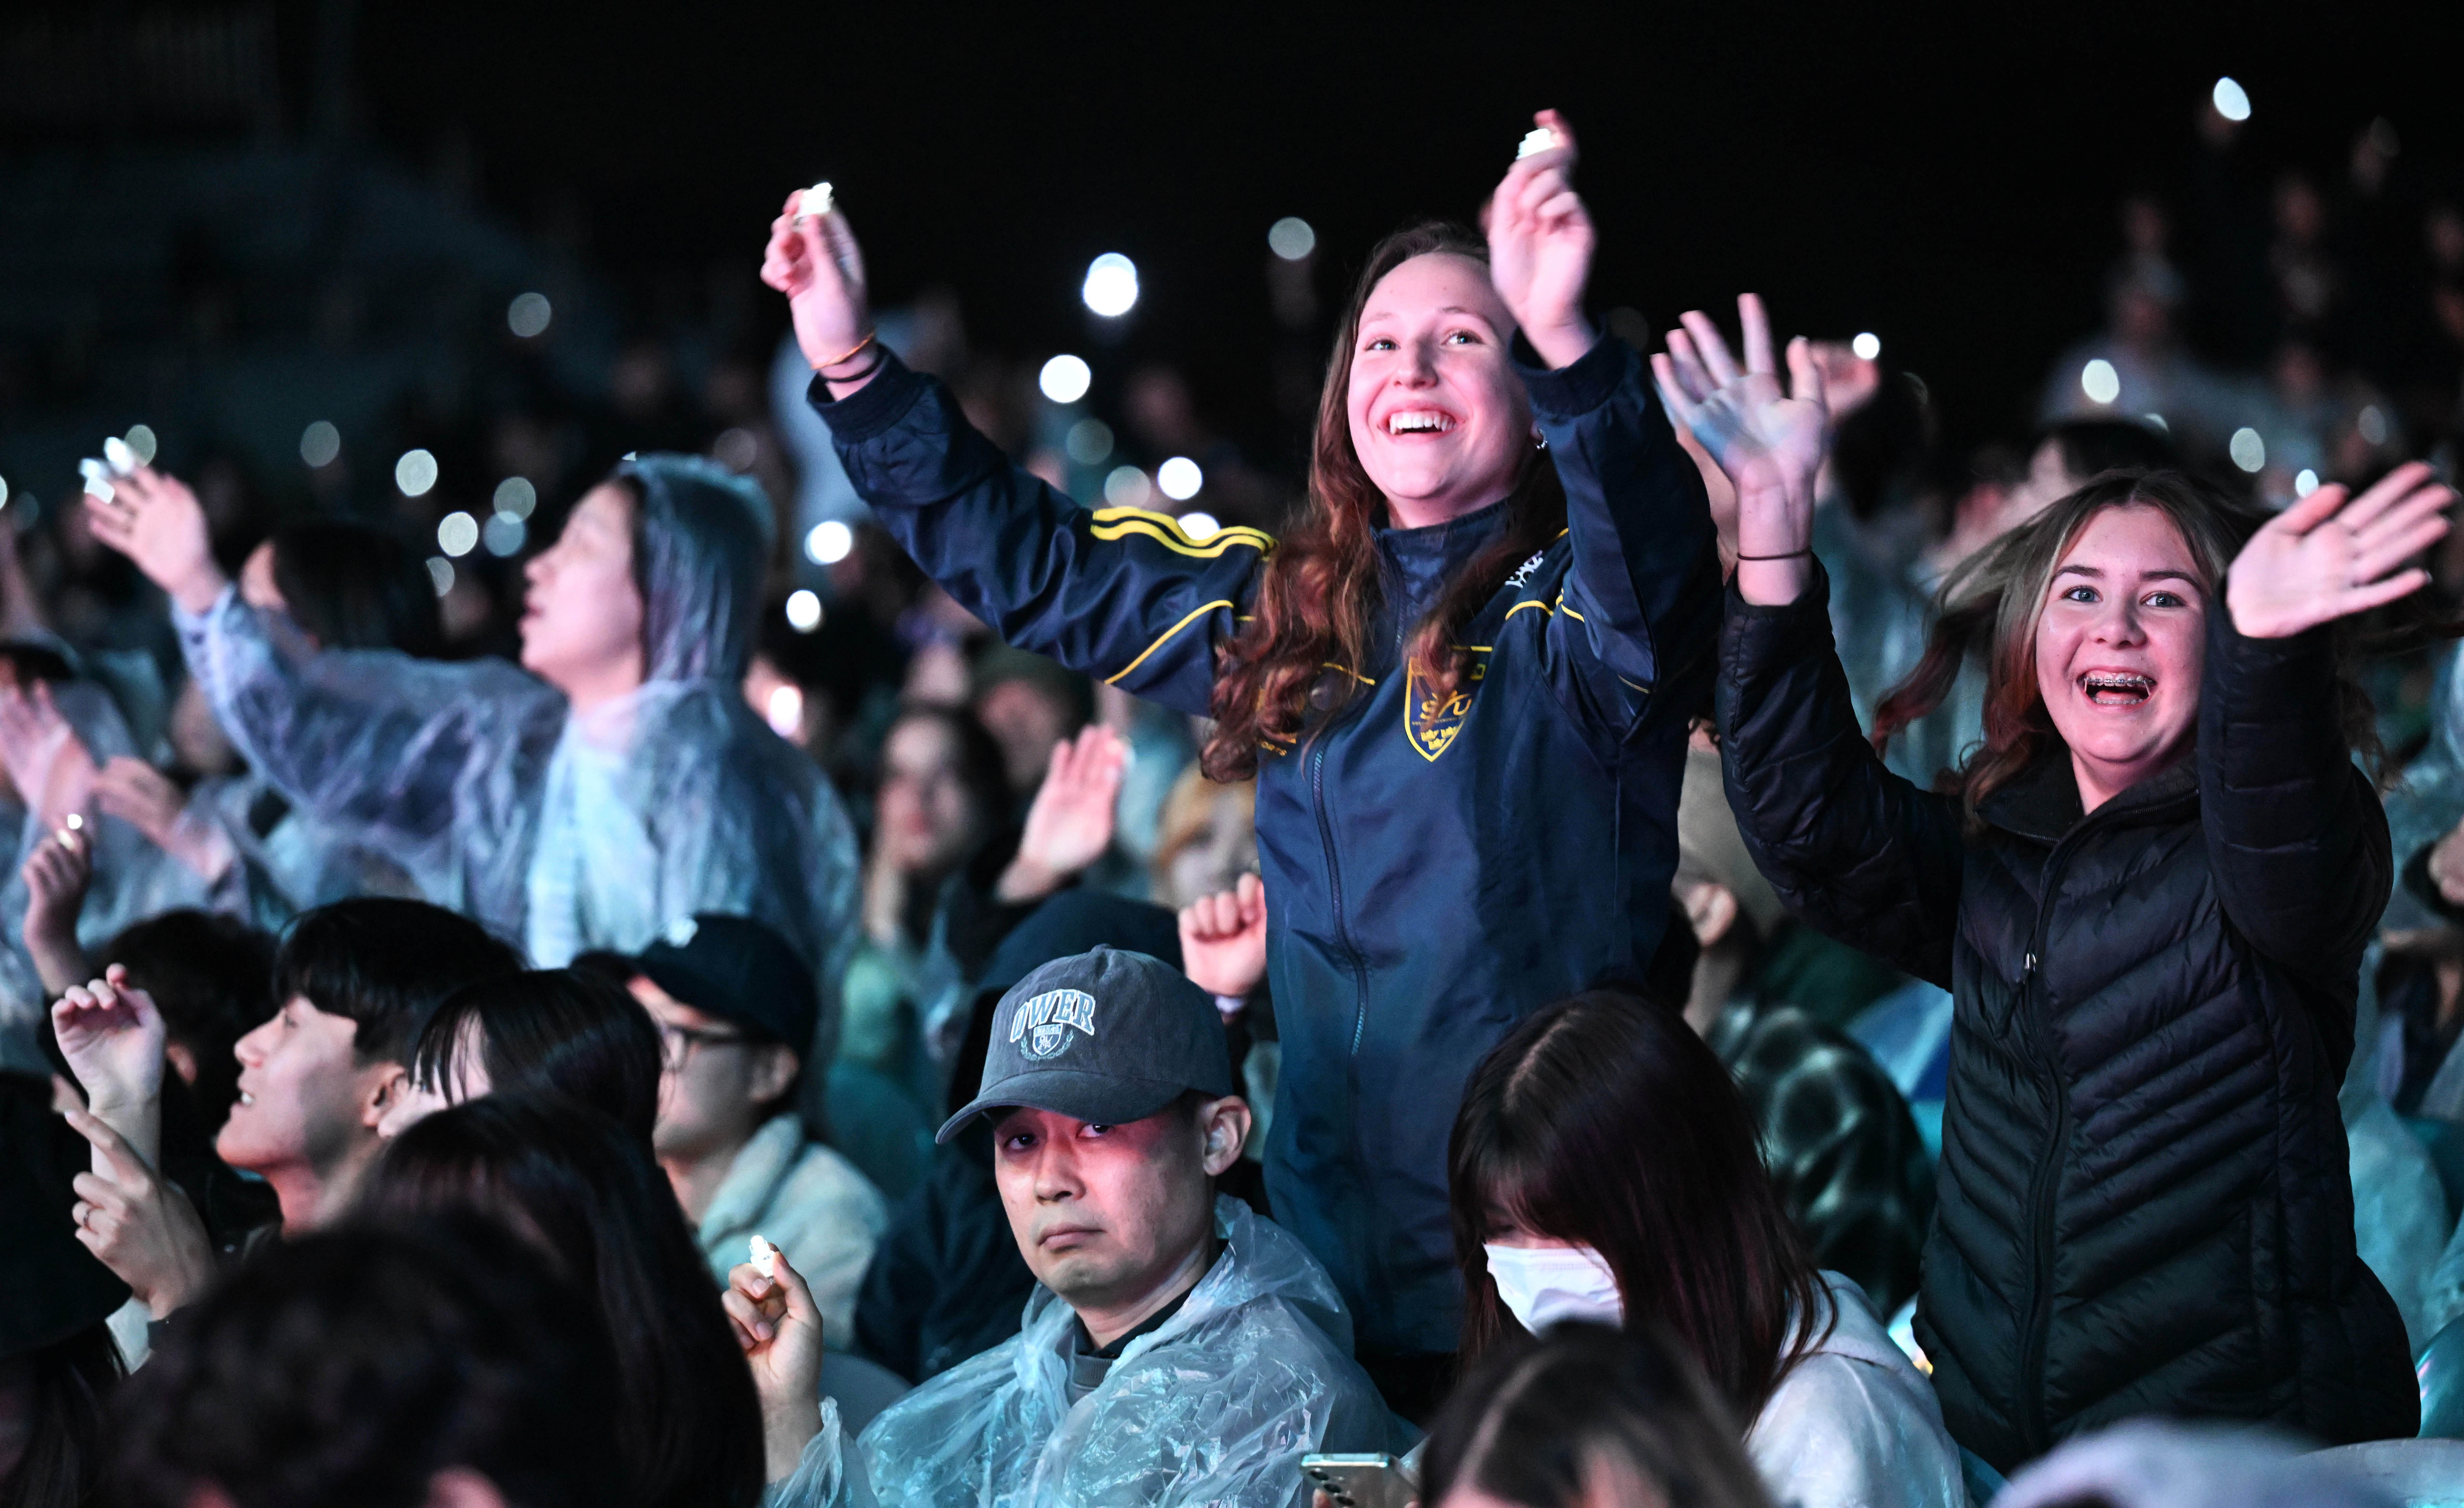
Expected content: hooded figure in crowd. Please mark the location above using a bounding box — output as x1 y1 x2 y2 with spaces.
86 455 861 1069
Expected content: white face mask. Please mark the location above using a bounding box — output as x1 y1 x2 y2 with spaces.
1483 1242 1625 1333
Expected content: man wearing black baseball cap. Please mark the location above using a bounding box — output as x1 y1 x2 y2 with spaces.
621 913 885 1345
855 945 1393 1504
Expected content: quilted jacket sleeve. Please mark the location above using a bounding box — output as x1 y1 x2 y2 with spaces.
2199 610 2391 990
1717 567 1966 987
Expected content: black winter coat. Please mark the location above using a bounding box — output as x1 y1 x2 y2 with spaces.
1717 568 2416 1472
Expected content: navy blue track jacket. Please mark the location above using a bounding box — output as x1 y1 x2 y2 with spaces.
814 334 1719 1355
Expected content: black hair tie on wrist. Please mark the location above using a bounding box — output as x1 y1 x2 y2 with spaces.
822 349 887 385
1735 549 1814 562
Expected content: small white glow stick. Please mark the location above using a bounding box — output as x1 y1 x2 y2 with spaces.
749 1234 779 1279
1517 127 1559 160
798 182 833 220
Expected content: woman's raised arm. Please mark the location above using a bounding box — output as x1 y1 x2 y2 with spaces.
1666 304 1964 983
763 193 1267 719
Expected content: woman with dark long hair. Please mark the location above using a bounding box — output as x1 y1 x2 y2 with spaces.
361 1093 766 1508
760 113 1719 1403
376 968 665 1143
1658 299 2439 1468
1449 991 1961 1508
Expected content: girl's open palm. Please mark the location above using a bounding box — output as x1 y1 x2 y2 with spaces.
2227 461 2450 639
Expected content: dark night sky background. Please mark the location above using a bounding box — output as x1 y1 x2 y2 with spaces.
36 1 2464 460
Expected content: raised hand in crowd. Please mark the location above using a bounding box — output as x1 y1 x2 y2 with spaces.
64 1103 216 1319
96 755 238 884
1180 872 1267 1001
0 679 98 832
2223 461 2450 639
1651 294 1831 606
82 464 229 615
51 964 168 1162
723 1244 828 1482
1485 108 1597 370
995 725 1128 904
759 184 879 394
20 819 94 993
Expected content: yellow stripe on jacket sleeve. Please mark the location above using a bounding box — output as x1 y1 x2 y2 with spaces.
1088 506 1275 559
1106 600 1236 686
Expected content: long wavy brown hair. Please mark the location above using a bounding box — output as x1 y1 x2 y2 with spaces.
1871 469 2386 817
1200 223 1567 779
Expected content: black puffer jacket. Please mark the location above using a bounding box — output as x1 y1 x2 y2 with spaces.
1717 568 2415 1472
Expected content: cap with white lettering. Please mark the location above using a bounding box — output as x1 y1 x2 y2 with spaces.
934 945 1236 1144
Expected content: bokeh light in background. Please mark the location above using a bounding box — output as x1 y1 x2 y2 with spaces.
437 511 479 556
1065 418 1113 464
1082 253 1138 317
492 477 537 519
1851 333 1881 361
765 684 804 738
1039 354 1092 403
785 588 824 631
395 448 439 496
300 421 342 468
1177 511 1220 541
426 557 454 596
2295 469 2320 497
2212 76 2251 122
2229 427 2266 472
1103 466 1151 506
1268 217 1316 261
2080 359 2120 405
1156 456 1203 501
507 291 553 338
483 514 527 556
804 519 853 565
124 425 158 465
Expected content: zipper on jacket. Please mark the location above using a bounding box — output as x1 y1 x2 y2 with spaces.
1307 729 1372 1054
2012 935 2068 1461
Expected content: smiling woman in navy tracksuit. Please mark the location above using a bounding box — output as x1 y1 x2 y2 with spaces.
761 111 1718 1409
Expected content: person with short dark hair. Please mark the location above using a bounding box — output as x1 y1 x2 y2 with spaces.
1452 992 1960 1508
858 946 1390 1507
1419 1323 1773 1508
625 913 886 1342
46 897 522 1324
379 967 664 1143
363 1093 768 1508
108 1214 626 1508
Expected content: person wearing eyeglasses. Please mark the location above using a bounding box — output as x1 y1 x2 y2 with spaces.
622 912 887 1347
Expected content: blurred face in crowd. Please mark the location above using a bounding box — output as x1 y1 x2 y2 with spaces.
991 1098 1247 1318
1159 790 1259 912
218 996 405 1220
875 715 987 877
1346 253 1535 528
2033 504 2208 810
375 1014 488 1138
521 484 646 702
975 678 1072 794
632 975 795 1167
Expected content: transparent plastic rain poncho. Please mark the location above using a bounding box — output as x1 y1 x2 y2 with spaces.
853 1194 1396 1508
0 682 230 1074
174 455 861 1016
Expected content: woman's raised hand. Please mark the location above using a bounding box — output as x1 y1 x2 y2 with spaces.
83 466 227 615
760 188 877 392
1486 110 1597 370
997 726 1127 903
2226 461 2452 639
1651 295 1830 606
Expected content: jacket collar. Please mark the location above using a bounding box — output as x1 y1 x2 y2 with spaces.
1976 746 2198 844
1374 497 1511 623
697 1111 806 1241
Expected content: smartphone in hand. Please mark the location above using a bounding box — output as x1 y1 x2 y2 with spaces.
1301 1453 1416 1508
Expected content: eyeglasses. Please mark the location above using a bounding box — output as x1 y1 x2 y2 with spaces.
657 1021 748 1069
